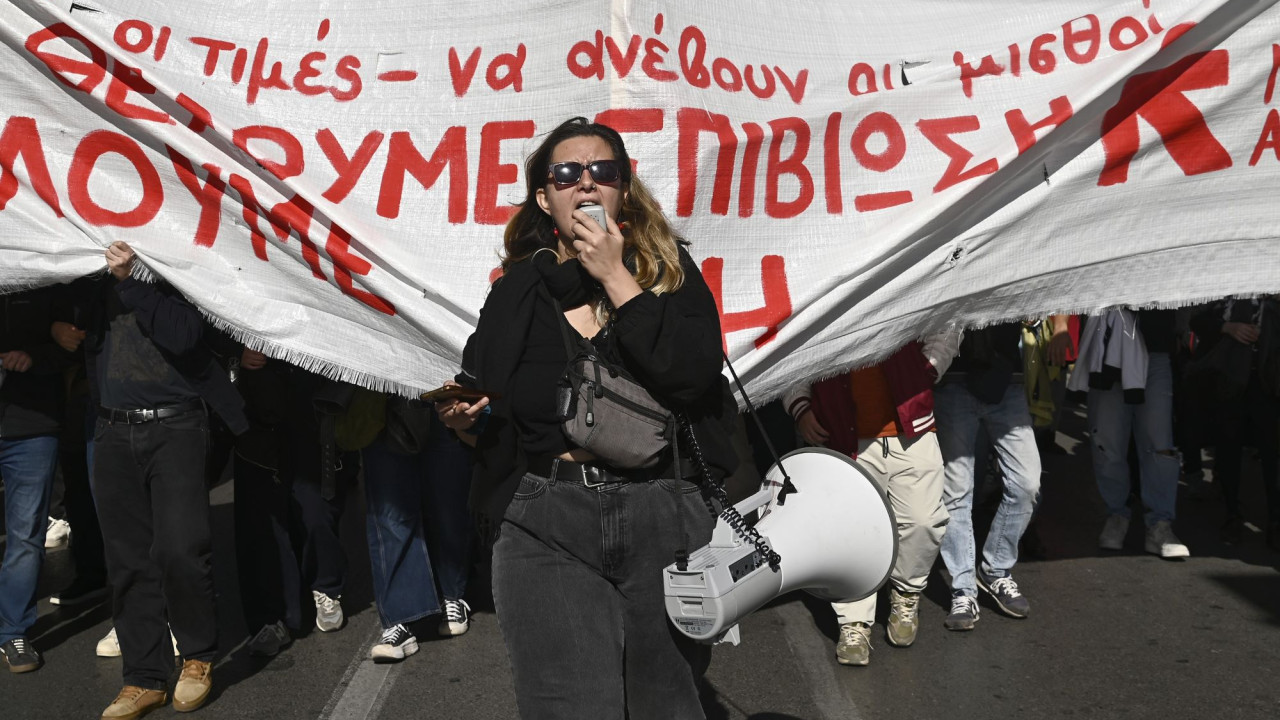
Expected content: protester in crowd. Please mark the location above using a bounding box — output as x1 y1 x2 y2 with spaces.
47 298 110 609
1189 297 1280 548
0 287 71 673
79 242 248 718
934 323 1040 630
234 352 358 657
1025 315 1078 455
437 116 732 719
1069 309 1189 558
782 339 950 666
362 398 474 662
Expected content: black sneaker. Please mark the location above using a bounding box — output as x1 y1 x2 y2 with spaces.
438 599 472 637
1 637 43 673
977 572 1030 618
50 576 109 607
369 624 418 664
944 593 979 631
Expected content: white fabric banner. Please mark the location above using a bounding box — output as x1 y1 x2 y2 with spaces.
1 0 1278 398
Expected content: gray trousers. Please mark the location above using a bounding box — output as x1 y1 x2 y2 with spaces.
493 469 714 720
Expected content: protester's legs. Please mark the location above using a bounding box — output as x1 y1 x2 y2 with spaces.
1133 353 1180 526
60 397 106 586
145 412 217 662
883 433 948 593
419 422 473 602
493 475 625 720
293 453 355 600
1088 384 1135 519
234 457 297 630
979 386 1041 579
93 419 169 690
362 437 439 627
935 384 983 597
1215 393 1248 518
0 435 59 644
618 478 713 720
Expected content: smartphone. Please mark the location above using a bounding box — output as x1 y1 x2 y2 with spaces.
580 204 607 231
419 385 499 404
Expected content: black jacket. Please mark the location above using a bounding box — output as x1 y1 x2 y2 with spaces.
458 247 737 532
0 288 72 438
73 274 249 435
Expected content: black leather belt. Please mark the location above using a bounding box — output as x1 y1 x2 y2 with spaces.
98 399 204 424
526 455 698 488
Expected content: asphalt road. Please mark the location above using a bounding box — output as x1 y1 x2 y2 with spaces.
3 403 1279 720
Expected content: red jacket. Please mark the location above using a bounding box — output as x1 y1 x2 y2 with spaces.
805 342 936 457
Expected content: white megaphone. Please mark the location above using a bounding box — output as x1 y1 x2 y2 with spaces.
664 447 897 644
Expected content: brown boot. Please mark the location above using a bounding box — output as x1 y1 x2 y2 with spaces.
173 659 213 712
101 686 167 720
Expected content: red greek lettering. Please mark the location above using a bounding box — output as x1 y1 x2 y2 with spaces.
775 67 808 105
917 116 998 193
376 128 468 223
105 61 170 124
593 108 663 175
1249 108 1280 166
317 129 384 204
484 44 525 92
475 120 534 225
702 255 792 351
26 23 107 93
744 64 775 100
167 147 225 248
605 35 642 78
678 26 710 89
1005 96 1073 155
567 31 604 81
325 223 395 315
293 51 328 96
247 38 291 105
676 108 737 217
823 112 842 215
1109 16 1148 51
850 112 906 172
68 130 163 227
1098 38 1232 186
113 20 152 53
189 36 236 77
232 125 304 181
449 47 483 95
175 93 213 133
1265 43 1280 105
1062 15 1101 64
1029 33 1056 74
765 118 813 219
848 62 877 96
738 121 765 218
0 117 63 217
330 55 362 101
953 51 1003 99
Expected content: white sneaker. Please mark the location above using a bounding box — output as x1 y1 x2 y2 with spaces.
313 590 344 632
1145 521 1190 559
96 627 120 658
97 627 180 658
1098 514 1129 551
370 624 418 663
439 599 472 637
45 517 71 549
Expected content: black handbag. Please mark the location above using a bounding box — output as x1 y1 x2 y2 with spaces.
552 299 674 469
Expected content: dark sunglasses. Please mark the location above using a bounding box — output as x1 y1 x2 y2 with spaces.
547 160 622 185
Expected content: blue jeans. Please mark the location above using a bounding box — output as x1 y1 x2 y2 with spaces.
0 435 59 644
1088 352 1180 526
361 426 472 628
936 383 1041 598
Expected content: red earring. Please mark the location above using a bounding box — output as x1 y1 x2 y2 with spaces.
553 227 559 237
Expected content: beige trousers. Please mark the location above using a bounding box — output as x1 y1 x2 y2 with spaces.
832 433 949 626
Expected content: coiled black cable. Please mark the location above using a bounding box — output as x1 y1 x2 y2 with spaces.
676 412 781 571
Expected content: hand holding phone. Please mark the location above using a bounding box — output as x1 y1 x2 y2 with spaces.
420 384 499 404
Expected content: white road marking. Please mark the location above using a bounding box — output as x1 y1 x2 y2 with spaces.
318 627 403 720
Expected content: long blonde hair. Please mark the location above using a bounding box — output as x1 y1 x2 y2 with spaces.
502 117 685 298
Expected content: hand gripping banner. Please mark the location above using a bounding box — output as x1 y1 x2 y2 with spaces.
1 0 1278 397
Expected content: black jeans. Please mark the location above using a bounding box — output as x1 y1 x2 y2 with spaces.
1216 376 1280 520
492 468 714 720
234 453 354 631
60 393 106 584
92 410 216 690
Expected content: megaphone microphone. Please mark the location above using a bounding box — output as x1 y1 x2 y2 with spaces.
664 447 898 644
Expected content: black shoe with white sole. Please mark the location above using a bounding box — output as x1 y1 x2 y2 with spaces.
370 624 418 663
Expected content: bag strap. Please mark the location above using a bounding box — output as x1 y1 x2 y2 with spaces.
550 297 581 360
